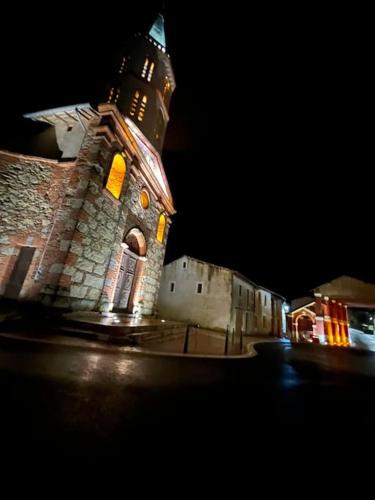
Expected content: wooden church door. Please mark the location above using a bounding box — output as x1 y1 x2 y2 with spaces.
113 251 137 311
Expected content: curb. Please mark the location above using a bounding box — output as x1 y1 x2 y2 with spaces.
0 330 277 359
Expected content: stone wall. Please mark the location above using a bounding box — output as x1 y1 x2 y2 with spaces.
0 150 75 298
0 113 171 315
231 274 256 335
122 175 169 315
44 122 169 314
42 125 121 310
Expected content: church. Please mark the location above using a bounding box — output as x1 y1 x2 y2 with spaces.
0 14 175 316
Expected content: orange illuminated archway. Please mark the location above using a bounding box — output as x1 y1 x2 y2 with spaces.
156 213 166 243
294 309 316 342
106 153 126 199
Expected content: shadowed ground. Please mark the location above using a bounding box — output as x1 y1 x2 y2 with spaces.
0 330 374 472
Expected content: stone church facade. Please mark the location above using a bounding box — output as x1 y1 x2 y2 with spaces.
0 15 175 315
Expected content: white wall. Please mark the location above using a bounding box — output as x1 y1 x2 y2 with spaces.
231 275 256 334
254 289 273 335
157 256 232 331
349 329 375 351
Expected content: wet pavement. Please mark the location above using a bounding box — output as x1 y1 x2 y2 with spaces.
1 331 375 470
143 328 245 355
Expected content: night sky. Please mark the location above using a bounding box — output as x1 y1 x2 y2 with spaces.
0 2 372 299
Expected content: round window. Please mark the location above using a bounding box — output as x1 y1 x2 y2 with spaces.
140 190 150 209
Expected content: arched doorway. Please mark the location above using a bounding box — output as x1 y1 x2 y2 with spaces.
296 314 314 342
113 228 147 312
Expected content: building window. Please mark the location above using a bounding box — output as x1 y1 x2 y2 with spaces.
138 95 148 122
141 57 155 82
139 190 150 209
170 282 175 293
247 289 250 307
130 90 140 117
118 56 126 75
197 283 203 294
147 62 155 82
155 110 164 142
163 78 171 102
106 153 126 200
182 261 187 269
264 295 267 306
108 87 120 104
156 213 166 243
141 57 149 78
239 285 242 297
129 90 148 121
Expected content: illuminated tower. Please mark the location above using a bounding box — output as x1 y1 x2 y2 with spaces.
107 14 176 153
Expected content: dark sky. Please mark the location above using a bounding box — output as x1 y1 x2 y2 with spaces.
0 2 373 299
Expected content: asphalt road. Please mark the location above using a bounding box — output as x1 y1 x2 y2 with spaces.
1 332 374 470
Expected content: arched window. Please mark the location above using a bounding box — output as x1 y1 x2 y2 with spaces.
130 90 148 122
163 78 171 102
138 95 148 122
130 90 140 117
147 62 155 82
106 153 126 200
155 110 164 142
108 87 120 104
141 57 155 81
156 213 166 243
141 58 150 78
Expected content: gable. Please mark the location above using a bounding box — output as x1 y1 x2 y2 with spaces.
125 117 172 202
314 276 375 307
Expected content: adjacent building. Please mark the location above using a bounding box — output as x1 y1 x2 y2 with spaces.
0 15 175 315
288 275 375 347
158 256 286 337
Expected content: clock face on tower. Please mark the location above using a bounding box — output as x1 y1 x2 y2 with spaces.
125 117 169 199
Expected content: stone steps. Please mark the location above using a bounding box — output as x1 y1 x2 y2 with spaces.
58 317 187 346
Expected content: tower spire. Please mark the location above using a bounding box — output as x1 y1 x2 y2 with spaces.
149 13 166 48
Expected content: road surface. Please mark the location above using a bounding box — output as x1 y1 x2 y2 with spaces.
0 332 374 468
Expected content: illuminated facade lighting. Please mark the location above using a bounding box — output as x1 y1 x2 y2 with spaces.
289 295 351 347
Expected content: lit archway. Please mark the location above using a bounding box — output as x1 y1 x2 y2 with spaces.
156 213 166 243
295 311 315 342
106 153 126 199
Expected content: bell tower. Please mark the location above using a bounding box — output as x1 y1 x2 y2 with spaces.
108 14 176 153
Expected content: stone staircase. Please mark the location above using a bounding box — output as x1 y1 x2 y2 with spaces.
58 312 187 346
